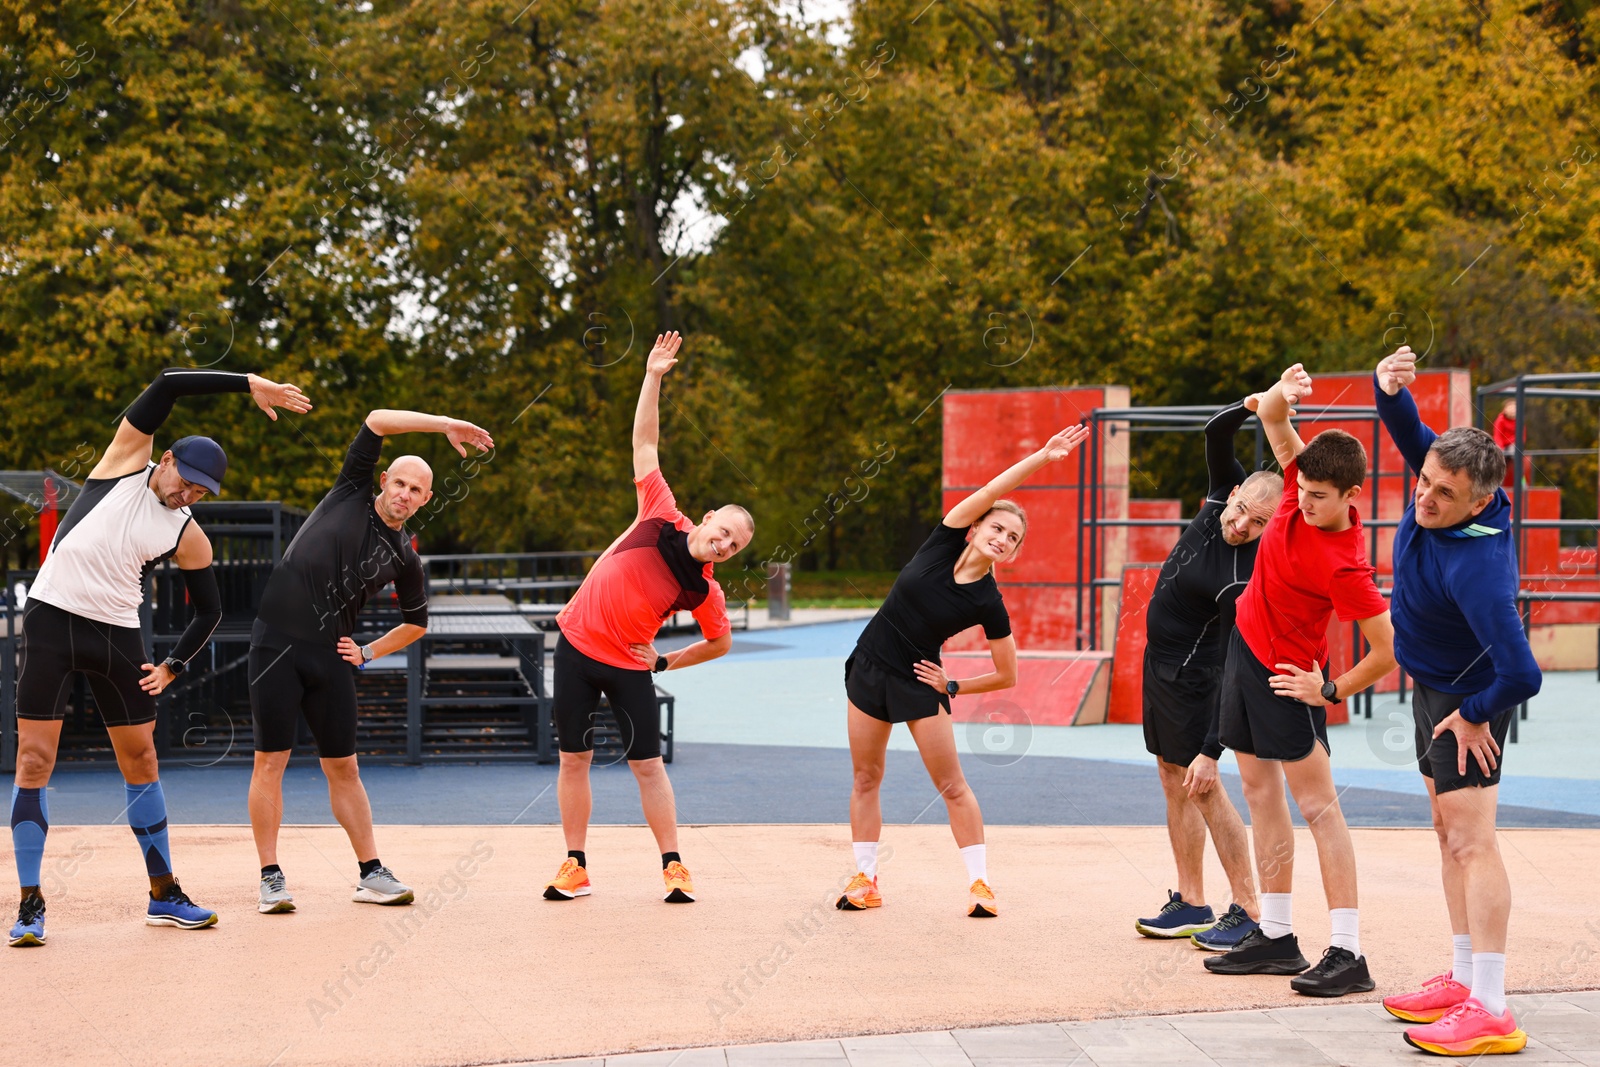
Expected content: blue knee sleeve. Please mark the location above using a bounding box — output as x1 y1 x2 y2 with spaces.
10 786 48 889
125 780 172 878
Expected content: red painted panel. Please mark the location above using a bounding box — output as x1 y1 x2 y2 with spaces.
1127 500 1182 564
940 487 1085 585
945 651 1111 726
942 388 1117 489
1108 565 1159 724
943 583 1085 653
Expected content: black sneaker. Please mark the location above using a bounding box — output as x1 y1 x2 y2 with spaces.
1202 928 1310 975
1290 945 1375 997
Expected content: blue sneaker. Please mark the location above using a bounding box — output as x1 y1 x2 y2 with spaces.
1135 890 1215 938
1191 903 1260 951
9 895 45 946
146 882 218 930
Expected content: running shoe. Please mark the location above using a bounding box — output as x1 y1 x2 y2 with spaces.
1136 890 1215 938
1404 998 1527 1056
836 872 882 911
1291 946 1376 997
352 866 414 906
258 869 296 914
9 895 45 946
967 878 998 918
146 882 219 929
1383 973 1472 1023
543 857 591 901
663 860 695 903
1191 904 1259 951
1203 928 1310 975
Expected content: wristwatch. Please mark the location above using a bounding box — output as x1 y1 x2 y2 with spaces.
945 679 960 696
654 655 669 673
360 644 374 664
161 656 186 677
1320 679 1339 705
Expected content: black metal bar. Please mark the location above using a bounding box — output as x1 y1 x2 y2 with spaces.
1076 427 1087 651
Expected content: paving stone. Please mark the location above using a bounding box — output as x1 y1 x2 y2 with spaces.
1262 1003 1397 1032
949 1023 1085 1060
606 1051 729 1066
841 1030 973 1067
726 1040 849 1065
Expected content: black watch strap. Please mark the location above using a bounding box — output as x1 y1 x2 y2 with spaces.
654 655 669 673
161 656 186 677
1321 679 1339 703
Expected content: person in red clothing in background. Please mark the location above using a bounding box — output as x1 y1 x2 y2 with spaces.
1492 399 1518 487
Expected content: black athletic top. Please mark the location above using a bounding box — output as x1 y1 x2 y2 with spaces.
255 425 428 642
853 522 1011 678
1143 403 1259 671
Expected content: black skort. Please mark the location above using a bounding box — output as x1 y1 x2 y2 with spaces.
845 650 950 724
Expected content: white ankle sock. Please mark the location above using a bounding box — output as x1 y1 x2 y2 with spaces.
959 843 986 883
1329 908 1360 956
852 841 879 879
1452 934 1474 986
1473 953 1507 1015
1260 893 1293 939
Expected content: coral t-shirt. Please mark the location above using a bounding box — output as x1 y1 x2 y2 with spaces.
557 469 731 669
1233 457 1388 672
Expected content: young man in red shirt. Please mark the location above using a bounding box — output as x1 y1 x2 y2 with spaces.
544 332 754 904
1204 364 1397 997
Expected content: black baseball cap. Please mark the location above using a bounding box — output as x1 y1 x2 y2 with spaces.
170 436 227 494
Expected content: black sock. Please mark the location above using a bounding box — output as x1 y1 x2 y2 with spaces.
662 851 681 870
359 858 382 879
568 850 586 869
261 864 282 878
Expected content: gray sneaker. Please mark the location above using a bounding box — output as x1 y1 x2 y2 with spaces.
352 865 414 906
258 870 295 914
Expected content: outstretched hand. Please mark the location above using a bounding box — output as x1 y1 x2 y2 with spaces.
1376 346 1418 396
247 374 313 421
444 418 495 457
1042 424 1091 461
646 332 682 378
1279 363 1314 407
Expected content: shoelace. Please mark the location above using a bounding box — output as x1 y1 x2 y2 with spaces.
666 862 689 882
1434 1000 1487 1025
972 881 995 900
557 858 580 878
1211 908 1248 931
1308 947 1354 976
17 896 44 925
162 883 196 907
263 872 287 893
369 866 396 883
1157 894 1187 916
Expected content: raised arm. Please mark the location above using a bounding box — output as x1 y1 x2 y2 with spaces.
633 332 682 481
1373 346 1435 475
93 368 313 480
364 410 494 456
1244 363 1313 469
1203 401 1252 497
943 423 1091 529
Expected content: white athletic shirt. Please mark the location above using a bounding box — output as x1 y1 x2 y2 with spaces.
29 464 193 628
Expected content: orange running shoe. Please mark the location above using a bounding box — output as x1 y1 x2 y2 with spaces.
1404 998 1528 1056
836 872 882 911
1384 973 1472 1023
543 857 591 900
967 878 998 918
663 860 695 903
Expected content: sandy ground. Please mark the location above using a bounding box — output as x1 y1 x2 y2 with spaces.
5 824 1598 1066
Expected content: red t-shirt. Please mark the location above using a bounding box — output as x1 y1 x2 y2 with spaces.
1233 457 1388 672
557 469 731 669
1492 412 1516 450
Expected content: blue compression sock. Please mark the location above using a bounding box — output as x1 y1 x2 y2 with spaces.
10 786 48 889
125 780 172 878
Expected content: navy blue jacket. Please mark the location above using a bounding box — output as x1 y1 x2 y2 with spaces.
1374 375 1542 722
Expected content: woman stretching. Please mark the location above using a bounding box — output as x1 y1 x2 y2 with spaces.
838 423 1090 917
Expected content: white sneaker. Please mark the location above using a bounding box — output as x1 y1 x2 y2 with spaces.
259 870 295 914
352 865 414 906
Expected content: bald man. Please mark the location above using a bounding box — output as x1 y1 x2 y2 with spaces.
247 409 493 914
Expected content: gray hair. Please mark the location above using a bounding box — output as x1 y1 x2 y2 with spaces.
1429 427 1505 500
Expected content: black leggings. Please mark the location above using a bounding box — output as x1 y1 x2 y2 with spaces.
248 621 359 759
16 599 155 727
552 634 662 762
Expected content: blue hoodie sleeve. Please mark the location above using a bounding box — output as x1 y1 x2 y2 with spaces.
1373 374 1437 476
1455 565 1542 723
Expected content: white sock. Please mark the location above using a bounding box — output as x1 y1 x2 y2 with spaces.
852 841 879 879
1452 934 1474 986
1260 893 1293 939
1329 908 1360 956
1473 953 1507 1016
959 843 986 883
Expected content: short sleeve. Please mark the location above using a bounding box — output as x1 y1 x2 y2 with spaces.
337 425 385 497
981 595 1011 640
635 469 682 523
692 577 732 642
1331 564 1387 622
923 522 970 561
396 552 429 628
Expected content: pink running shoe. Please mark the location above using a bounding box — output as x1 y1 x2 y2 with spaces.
1404 998 1528 1057
1383 973 1471 1023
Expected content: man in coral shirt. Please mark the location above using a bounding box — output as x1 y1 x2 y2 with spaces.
544 332 754 905
1204 364 1396 998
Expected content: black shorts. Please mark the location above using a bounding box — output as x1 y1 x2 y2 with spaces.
552 634 662 762
248 620 359 759
16 599 155 727
844 651 950 724
1413 681 1511 794
1217 628 1330 762
1142 654 1222 767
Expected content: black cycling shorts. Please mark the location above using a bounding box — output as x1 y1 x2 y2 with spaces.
1142 653 1223 767
552 633 663 762
844 650 950 724
248 620 359 759
1413 681 1512 794
1217 628 1330 762
16 599 155 727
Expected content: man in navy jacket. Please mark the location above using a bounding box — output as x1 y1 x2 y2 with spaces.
1373 346 1541 1058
